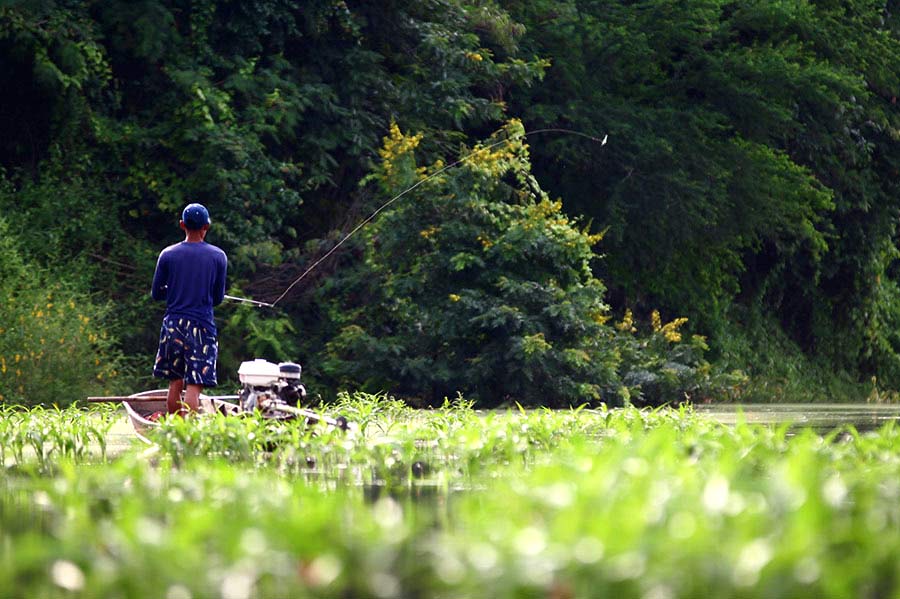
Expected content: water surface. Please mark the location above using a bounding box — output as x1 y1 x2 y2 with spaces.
693 403 900 433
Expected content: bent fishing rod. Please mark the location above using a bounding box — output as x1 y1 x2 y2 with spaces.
225 127 608 309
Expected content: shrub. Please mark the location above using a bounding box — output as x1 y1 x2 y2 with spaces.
316 121 620 406
0 217 124 406
614 309 747 406
312 122 740 407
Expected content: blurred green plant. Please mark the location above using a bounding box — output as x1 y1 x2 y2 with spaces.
4 401 900 597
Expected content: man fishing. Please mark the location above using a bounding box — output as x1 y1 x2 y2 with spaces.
151 203 228 415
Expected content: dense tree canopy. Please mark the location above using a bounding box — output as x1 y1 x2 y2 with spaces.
1 0 899 405
503 0 900 382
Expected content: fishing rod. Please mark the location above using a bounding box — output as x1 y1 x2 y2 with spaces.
225 127 608 309
224 294 274 308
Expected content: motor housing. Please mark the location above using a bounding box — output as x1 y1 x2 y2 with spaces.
238 359 306 412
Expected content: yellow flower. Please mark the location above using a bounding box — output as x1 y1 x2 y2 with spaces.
651 310 662 332
591 311 610 325
617 309 636 333
664 330 682 343
449 294 461 302
660 317 689 343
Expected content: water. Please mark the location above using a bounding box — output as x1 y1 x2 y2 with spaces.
693 403 900 433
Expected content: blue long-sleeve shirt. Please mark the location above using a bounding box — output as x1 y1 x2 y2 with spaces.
151 241 228 334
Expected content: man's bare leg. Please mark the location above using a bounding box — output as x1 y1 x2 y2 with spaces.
167 378 185 415
183 383 203 414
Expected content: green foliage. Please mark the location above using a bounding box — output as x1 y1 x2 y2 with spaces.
80 0 547 258
505 0 900 389
316 122 618 406
614 309 747 406
506 0 841 319
3 0 900 401
218 301 300 384
313 122 729 407
855 240 900 387
0 218 125 406
7 403 900 595
0 4 111 170
714 307 871 404
0 1 551 401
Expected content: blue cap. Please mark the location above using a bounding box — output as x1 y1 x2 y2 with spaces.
182 203 210 230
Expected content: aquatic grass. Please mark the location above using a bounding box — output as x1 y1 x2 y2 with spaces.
330 391 414 435
5 400 900 596
406 419 900 598
0 403 119 471
145 397 732 488
152 410 281 465
4 412 900 596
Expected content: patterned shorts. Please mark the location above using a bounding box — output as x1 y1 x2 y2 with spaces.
153 316 218 387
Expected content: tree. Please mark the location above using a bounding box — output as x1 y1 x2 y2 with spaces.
0 0 549 386
504 0 900 386
315 121 618 405
314 121 729 406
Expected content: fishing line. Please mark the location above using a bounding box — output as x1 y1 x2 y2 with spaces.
228 127 608 309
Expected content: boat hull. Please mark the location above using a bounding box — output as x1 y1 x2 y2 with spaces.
122 390 241 444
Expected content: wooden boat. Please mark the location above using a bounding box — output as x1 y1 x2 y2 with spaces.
95 389 241 444
120 390 168 443
89 389 351 444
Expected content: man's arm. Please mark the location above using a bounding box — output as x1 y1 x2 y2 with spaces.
151 253 168 301
212 253 227 306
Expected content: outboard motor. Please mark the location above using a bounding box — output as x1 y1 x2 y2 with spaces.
238 359 307 413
